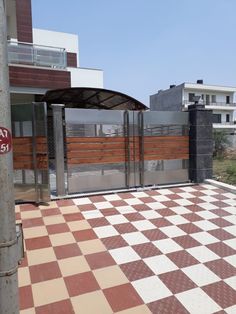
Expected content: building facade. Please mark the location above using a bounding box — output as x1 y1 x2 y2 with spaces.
150 80 236 145
6 0 103 105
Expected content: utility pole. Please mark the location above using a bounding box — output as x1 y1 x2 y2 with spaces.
0 0 19 313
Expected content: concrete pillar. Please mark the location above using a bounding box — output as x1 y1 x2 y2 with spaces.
188 104 213 183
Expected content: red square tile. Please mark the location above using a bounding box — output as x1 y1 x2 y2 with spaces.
173 235 201 249
120 260 154 281
46 223 70 235
191 191 206 197
148 295 189 314
15 212 21 220
19 255 28 267
100 208 120 216
54 243 82 260
56 199 75 207
142 229 168 241
88 217 109 228
139 196 156 203
19 285 34 310
35 299 74 314
41 208 61 217
103 283 143 312
159 269 197 293
22 217 44 228
133 204 151 212
208 229 235 241
150 218 172 228
178 223 202 234
170 188 183 193
185 204 204 212
209 218 233 228
89 195 106 202
156 208 175 217
85 251 115 270
118 192 135 199
132 242 162 258
25 236 51 250
167 250 199 268
114 223 137 234
124 212 144 221
110 200 128 207
211 201 229 208
211 209 232 217
145 190 159 196
64 272 99 297
182 213 202 222
101 235 128 249
78 204 96 211
73 229 97 242
162 200 180 208
63 212 84 222
165 193 183 200
202 281 236 309
205 259 236 279
207 242 235 257
213 194 229 201
29 261 62 283
20 203 38 211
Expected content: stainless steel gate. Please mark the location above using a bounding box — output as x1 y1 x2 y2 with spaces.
11 103 50 203
64 108 189 194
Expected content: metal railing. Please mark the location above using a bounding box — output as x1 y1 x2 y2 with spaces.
183 100 236 107
7 41 67 69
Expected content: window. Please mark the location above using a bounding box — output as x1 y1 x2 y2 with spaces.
188 93 195 102
206 94 210 105
226 114 230 123
211 95 216 103
213 114 222 123
226 96 230 104
201 94 205 101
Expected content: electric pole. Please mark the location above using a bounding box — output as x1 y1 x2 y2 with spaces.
0 0 19 313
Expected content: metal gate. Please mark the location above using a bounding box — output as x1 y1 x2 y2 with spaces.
11 103 50 203
64 109 189 194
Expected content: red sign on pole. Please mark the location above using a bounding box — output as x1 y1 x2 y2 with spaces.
0 126 12 154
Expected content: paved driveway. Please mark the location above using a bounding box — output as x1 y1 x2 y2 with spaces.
16 184 236 313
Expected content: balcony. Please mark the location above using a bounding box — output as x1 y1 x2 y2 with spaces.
183 100 236 108
8 41 67 69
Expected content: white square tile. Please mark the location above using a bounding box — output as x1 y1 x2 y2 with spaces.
109 247 140 264
146 202 166 210
122 232 149 245
187 246 220 263
103 194 121 201
177 192 195 199
94 225 119 238
170 206 191 215
199 195 218 203
116 206 136 214
157 189 174 195
140 210 161 219
224 239 236 250
224 215 236 225
173 199 193 206
224 226 236 236
106 214 129 225
94 201 112 209
221 199 236 206
176 288 221 314
193 220 218 231
132 220 156 231
144 255 178 274
201 184 217 190
201 189 218 195
131 192 148 198
190 232 219 245
198 203 218 210
82 210 103 219
132 276 172 303
153 238 182 254
73 197 92 205
223 192 236 199
152 195 171 202
225 305 236 314
125 198 144 205
182 264 220 286
159 225 186 238
225 276 236 290
180 186 196 192
223 207 236 215
196 211 218 220
224 255 236 268
166 215 189 225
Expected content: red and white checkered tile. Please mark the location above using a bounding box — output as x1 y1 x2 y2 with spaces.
16 184 236 313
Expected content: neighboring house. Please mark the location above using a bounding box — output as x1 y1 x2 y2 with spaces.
150 80 236 146
6 0 103 105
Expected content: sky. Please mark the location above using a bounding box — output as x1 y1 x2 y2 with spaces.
32 0 236 106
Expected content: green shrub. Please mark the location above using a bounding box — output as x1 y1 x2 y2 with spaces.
213 130 229 158
226 164 236 184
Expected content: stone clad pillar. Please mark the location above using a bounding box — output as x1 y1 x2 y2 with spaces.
188 104 213 183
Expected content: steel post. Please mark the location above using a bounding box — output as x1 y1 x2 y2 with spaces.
51 104 66 196
0 0 19 313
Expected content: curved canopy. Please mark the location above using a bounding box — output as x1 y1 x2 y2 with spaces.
43 87 147 111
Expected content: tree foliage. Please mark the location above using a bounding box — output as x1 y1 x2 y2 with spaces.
213 130 229 158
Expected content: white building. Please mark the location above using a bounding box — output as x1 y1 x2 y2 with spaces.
150 80 236 144
6 0 103 105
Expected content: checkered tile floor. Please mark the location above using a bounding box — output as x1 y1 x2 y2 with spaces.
16 184 236 314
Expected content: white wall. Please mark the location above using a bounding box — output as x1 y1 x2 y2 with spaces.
70 67 104 88
183 90 234 103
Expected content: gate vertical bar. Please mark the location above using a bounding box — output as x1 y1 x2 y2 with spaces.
51 104 66 196
32 103 39 203
138 111 144 187
124 110 130 188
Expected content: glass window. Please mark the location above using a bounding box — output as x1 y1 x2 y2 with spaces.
212 114 222 123
211 95 216 103
188 93 195 102
226 114 230 123
226 96 230 104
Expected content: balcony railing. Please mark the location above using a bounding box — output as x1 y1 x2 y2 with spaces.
8 41 67 69
183 100 236 107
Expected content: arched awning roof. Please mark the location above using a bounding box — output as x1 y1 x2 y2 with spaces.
43 87 148 111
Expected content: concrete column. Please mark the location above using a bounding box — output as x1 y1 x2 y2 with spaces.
51 104 66 196
188 104 213 183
